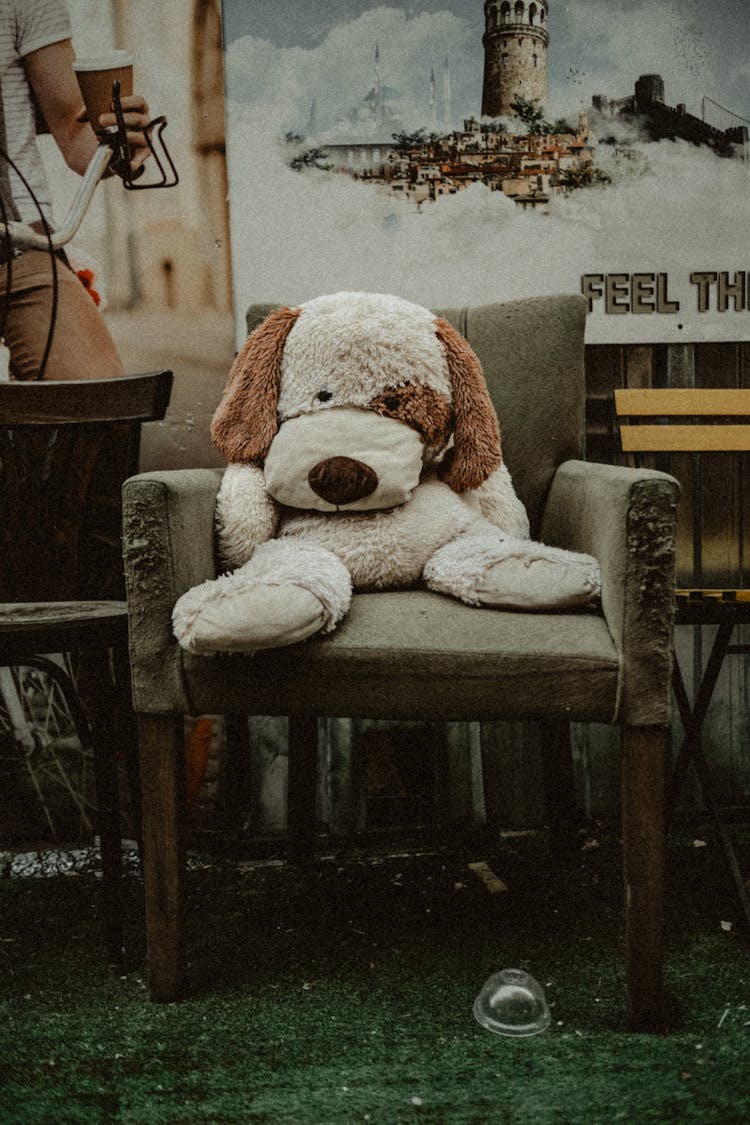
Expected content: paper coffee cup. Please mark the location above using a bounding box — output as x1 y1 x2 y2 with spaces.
73 51 134 128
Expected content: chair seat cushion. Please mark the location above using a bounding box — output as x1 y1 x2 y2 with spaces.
0 601 129 659
180 590 619 722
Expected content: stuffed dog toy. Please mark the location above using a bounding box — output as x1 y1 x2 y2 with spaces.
173 292 600 653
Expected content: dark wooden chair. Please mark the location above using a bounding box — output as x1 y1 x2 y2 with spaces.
0 371 173 967
615 386 750 930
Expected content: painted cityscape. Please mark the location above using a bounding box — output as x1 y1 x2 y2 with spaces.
285 5 746 211
221 1 750 344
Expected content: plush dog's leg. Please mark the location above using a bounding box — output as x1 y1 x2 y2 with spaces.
473 464 530 539
216 463 279 570
173 540 352 654
423 525 600 611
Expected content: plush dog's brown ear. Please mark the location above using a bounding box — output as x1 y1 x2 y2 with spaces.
433 317 502 493
211 306 301 463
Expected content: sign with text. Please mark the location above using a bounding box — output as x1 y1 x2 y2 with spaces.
221 0 750 344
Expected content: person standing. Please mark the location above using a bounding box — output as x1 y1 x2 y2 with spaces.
0 0 151 380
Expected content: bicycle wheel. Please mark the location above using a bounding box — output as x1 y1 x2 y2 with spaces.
0 658 96 842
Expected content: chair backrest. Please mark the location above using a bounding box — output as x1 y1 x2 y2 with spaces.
0 371 173 602
246 295 588 537
615 387 750 591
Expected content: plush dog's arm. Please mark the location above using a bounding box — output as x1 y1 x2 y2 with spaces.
472 464 530 539
216 463 280 570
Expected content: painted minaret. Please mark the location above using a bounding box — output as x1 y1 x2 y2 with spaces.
443 53 452 130
481 1 550 118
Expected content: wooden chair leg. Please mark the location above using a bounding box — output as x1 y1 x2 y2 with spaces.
91 734 125 970
113 640 141 850
621 725 669 1032
540 718 579 858
287 716 319 861
77 648 125 972
138 712 186 1001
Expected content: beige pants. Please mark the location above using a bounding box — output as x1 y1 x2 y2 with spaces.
0 248 124 380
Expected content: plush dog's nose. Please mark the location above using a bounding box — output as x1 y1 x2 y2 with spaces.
308 457 379 506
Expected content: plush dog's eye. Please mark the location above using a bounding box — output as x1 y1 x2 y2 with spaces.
317 390 333 403
371 383 454 451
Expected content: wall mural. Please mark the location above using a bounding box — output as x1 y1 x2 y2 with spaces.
221 0 750 344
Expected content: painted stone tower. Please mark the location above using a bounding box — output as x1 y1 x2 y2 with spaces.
481 1 550 119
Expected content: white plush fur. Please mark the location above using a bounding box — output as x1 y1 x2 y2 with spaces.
278 474 481 590
277 291 452 422
474 465 530 540
172 291 601 655
215 464 278 571
424 528 600 608
173 539 352 653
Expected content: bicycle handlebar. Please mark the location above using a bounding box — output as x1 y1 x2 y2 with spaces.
2 141 114 253
1 95 178 255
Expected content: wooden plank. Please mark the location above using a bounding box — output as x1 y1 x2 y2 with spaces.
287 715 319 858
615 387 750 416
721 622 750 810
539 719 578 856
743 450 750 587
480 720 545 829
585 345 623 464
669 451 697 586
623 346 656 469
675 588 750 601
665 346 697 585
624 345 653 389
695 345 743 588
665 343 695 389
695 342 741 391
700 467 743 587
444 722 484 827
321 717 356 836
740 345 750 587
585 344 623 398
620 424 750 452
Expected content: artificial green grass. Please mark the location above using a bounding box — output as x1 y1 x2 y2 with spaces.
1 828 749 1124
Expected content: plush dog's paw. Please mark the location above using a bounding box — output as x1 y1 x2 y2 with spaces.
172 539 353 654
476 554 600 610
424 529 600 611
173 579 328 653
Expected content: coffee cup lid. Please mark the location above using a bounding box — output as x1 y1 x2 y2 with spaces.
73 50 133 71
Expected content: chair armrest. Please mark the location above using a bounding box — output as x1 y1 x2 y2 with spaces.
122 468 224 713
540 459 680 726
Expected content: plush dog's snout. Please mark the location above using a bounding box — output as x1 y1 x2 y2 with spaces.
265 408 424 511
308 457 379 506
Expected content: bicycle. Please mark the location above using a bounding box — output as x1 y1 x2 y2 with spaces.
0 83 177 845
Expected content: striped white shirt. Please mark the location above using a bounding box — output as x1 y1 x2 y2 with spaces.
0 0 72 221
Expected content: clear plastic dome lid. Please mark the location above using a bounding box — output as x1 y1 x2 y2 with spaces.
473 968 551 1037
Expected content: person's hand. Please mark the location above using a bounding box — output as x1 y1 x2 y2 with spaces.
76 93 152 173
100 92 152 173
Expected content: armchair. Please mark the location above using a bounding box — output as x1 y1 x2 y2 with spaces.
122 295 679 1029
